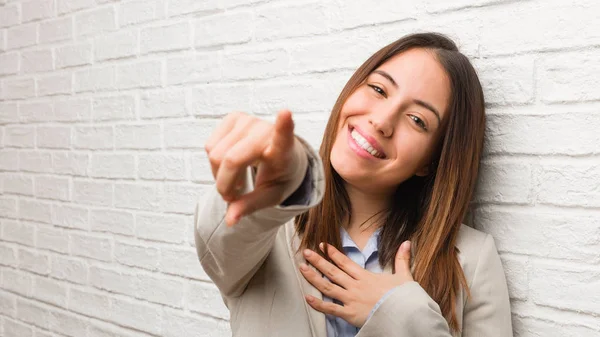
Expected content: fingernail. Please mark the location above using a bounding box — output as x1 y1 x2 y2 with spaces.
319 242 324 251
306 295 314 303
299 263 309 272
303 249 312 257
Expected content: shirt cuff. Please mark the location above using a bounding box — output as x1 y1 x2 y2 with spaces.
367 286 399 321
280 156 313 206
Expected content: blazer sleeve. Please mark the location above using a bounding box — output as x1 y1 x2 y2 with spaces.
193 136 325 299
357 234 513 337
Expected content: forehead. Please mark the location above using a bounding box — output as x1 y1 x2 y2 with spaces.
375 48 451 120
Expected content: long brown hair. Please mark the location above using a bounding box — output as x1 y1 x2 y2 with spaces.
294 32 486 332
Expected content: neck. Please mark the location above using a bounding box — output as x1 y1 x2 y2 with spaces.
343 183 393 233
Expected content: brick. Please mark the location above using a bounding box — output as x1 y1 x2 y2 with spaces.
479 2 600 56
115 241 159 271
486 113 600 156
74 126 114 149
52 204 88 230
20 101 53 123
69 288 110 319
0 150 20 171
190 152 213 182
186 281 229 319
90 153 135 179
22 0 54 23
74 66 117 92
513 317 600 337
54 98 91 121
141 21 191 53
21 49 53 74
48 309 88 337
73 179 113 207
18 248 50 275
52 151 89 176
34 175 70 201
39 17 72 44
536 160 600 208
162 183 200 214
474 56 534 105
114 182 161 211
75 6 117 37
138 153 185 180
0 198 17 219
0 103 18 124
50 255 88 284
192 83 252 116
474 159 532 204
168 0 220 16
140 88 187 119
136 213 187 243
20 199 52 223
117 60 162 89
33 276 68 307
256 4 328 41
137 273 184 307
88 321 141 337
164 120 217 149
94 29 137 62
424 0 510 12
36 225 69 254
4 174 33 195
1 219 34 246
4 318 33 337
195 11 252 47
531 261 600 315
0 4 19 28
328 0 416 30
110 297 162 335
222 48 288 80
38 72 72 96
158 246 209 280
0 52 19 75
56 42 92 68
5 126 35 148
90 209 135 235
7 23 37 49
0 244 17 267
57 0 95 15
37 126 71 149
3 77 35 100
2 268 33 297
92 95 136 121
15 299 51 330
166 53 221 85
120 0 165 26
115 124 161 150
0 290 16 316
4 174 33 196
71 232 113 262
91 266 138 295
539 50 600 103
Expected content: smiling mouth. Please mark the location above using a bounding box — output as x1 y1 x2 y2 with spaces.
349 126 386 159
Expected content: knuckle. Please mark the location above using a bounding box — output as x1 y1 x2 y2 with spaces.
325 266 337 279
221 155 241 169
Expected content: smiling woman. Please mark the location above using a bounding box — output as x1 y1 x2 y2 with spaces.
194 32 512 337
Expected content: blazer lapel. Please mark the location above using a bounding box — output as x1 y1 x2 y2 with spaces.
285 223 327 337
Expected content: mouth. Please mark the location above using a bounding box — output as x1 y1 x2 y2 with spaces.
348 125 387 159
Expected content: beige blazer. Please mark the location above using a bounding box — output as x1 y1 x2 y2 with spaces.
194 138 513 337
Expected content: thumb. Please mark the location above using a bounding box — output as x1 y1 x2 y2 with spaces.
264 109 295 160
224 183 284 227
394 241 412 274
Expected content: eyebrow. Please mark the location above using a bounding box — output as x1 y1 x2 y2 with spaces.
372 70 442 126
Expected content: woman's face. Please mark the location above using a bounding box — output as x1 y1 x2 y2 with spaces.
330 48 451 195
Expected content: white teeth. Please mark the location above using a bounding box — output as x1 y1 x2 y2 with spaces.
351 129 382 158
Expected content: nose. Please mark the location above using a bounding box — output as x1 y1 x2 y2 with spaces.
368 109 395 138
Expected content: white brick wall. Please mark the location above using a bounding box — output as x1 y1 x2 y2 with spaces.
0 0 599 336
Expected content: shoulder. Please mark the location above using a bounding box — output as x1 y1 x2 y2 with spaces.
455 224 501 287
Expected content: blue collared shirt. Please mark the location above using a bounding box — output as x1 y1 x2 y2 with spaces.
323 227 392 337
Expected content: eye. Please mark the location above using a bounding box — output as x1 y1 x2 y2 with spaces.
409 115 428 131
368 84 386 98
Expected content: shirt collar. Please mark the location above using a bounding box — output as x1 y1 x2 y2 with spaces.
340 226 382 257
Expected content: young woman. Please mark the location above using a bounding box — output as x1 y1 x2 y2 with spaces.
195 33 512 336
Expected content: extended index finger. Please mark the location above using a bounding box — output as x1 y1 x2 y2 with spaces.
263 109 295 160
